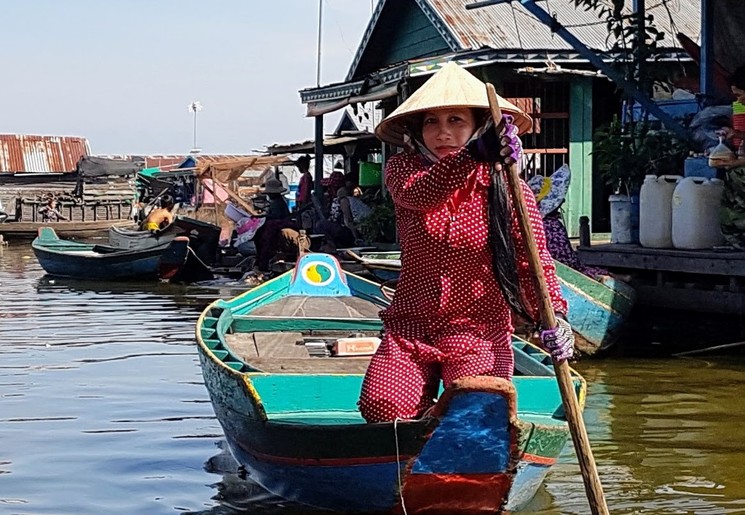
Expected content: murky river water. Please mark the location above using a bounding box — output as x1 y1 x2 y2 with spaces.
1 242 744 514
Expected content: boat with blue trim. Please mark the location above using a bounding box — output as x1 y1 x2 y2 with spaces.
195 252 587 513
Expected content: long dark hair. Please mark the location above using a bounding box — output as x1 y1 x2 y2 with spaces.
487 165 531 320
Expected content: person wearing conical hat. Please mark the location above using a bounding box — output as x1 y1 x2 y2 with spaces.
358 62 573 423
529 165 609 281
252 177 299 275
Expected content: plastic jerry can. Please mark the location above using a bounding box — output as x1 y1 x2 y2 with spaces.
671 177 725 249
639 174 680 248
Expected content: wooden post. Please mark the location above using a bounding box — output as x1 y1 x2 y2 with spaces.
579 216 591 248
314 115 324 204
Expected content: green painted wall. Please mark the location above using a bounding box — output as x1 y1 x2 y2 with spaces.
353 3 450 78
567 77 594 238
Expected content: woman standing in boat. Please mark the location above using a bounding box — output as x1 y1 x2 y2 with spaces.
359 62 574 423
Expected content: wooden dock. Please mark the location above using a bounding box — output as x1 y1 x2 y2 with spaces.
577 243 745 314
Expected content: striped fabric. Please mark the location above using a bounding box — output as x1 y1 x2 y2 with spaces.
733 101 745 149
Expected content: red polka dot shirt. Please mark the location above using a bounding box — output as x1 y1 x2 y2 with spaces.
380 149 567 333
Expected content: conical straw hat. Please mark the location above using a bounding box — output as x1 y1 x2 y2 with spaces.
375 61 533 147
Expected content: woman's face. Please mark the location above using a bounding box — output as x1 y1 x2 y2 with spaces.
421 108 477 160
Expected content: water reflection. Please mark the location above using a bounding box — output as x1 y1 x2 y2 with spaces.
563 359 745 515
184 441 315 515
3 243 745 514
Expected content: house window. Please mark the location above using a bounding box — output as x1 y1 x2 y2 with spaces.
504 80 570 180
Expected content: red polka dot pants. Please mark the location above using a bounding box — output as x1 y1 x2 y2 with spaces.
358 325 514 423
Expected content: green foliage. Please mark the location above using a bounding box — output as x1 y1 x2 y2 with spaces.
357 191 396 244
593 116 691 194
571 0 666 93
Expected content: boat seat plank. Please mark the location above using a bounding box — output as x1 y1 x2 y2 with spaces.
249 295 382 319
231 317 383 333
224 332 371 374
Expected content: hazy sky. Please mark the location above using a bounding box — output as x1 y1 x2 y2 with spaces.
1 1 374 155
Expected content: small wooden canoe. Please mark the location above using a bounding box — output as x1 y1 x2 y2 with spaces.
344 250 636 356
195 252 587 513
32 227 190 281
108 216 222 282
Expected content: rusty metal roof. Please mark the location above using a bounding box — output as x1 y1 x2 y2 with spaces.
348 0 700 80
429 0 700 51
0 134 90 173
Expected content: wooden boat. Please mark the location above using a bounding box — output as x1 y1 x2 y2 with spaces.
108 215 220 251
345 250 636 356
32 227 190 281
108 216 223 282
553 260 636 355
195 252 587 513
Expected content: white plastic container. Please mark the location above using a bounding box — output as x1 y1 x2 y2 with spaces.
639 174 680 248
609 194 638 244
671 177 725 249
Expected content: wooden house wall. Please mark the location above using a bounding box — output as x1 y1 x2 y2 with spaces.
0 176 135 223
352 5 451 79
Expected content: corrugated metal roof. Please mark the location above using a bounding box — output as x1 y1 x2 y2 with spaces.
0 135 90 173
434 0 699 52
348 0 700 79
429 0 700 52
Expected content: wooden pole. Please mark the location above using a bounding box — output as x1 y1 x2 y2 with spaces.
198 168 260 217
673 340 745 357
486 83 609 515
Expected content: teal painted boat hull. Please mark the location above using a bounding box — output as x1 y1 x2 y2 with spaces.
195 253 588 513
554 260 636 354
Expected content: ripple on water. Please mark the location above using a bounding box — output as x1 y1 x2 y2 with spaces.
3 245 745 514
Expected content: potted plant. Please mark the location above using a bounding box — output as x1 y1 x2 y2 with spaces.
593 117 690 243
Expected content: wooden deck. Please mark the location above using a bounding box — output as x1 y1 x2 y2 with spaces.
224 295 382 374
578 243 745 314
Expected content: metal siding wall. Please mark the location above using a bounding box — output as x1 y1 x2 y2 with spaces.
0 135 89 173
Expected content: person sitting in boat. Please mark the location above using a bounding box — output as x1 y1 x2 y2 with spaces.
358 62 574 423
38 197 68 222
527 165 609 281
252 178 306 275
317 178 373 248
141 195 174 232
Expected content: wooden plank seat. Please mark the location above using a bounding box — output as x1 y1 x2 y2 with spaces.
248 295 382 318
225 331 375 374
